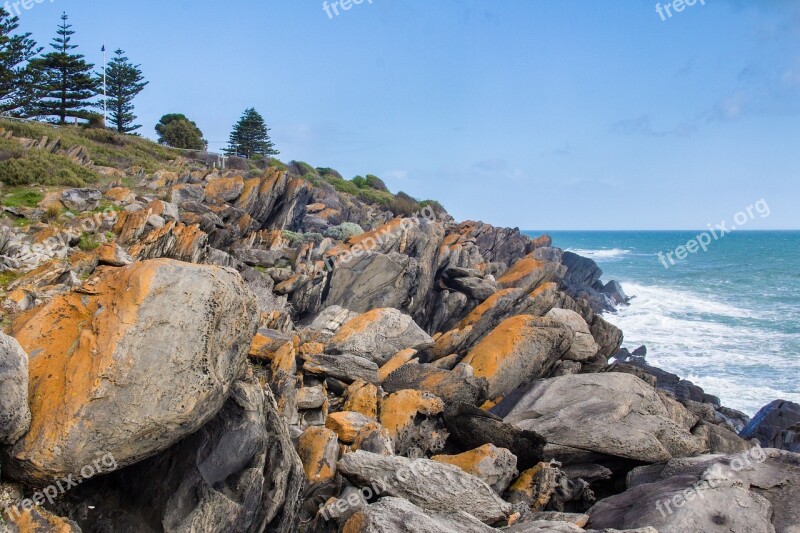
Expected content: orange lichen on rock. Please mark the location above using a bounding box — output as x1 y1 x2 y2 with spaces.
298 427 340 484
343 380 379 418
379 390 444 441
204 176 244 203
378 349 418 382
457 288 518 329
496 257 545 289
326 411 373 444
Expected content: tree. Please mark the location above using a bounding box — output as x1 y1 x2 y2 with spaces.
101 49 148 133
155 113 206 150
29 12 98 124
0 7 41 115
224 108 278 159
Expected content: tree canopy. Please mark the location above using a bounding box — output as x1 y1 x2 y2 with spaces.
224 108 278 159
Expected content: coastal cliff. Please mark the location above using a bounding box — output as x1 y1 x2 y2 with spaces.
0 121 798 532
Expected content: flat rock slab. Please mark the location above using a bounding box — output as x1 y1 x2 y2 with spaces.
338 450 513 524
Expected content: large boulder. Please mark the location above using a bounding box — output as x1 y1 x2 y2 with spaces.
338 451 513 524
432 444 518 494
325 308 434 366
588 448 799 533
4 259 259 484
61 188 102 211
462 315 570 399
545 308 599 362
500 373 704 464
0 333 30 444
382 363 487 405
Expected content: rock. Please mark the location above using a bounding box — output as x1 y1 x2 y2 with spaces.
315 485 369 529
297 384 327 410
307 305 360 341
326 411 373 444
382 363 487 406
500 373 704 465
545 308 599 362
342 380 379 419
600 280 628 306
205 176 244 203
1 505 82 532
46 376 304 533
352 422 394 455
432 444 518 493
740 399 800 452
0 333 30 445
5 259 258 484
96 242 133 267
588 448 799 533
341 497 497 533
170 183 205 205
507 461 594 513
444 403 546 471
105 186 136 205
379 390 448 456
338 451 514 524
378 349 418 382
299 427 340 485
462 315 570 399
302 353 380 384
325 308 434 366
61 188 102 211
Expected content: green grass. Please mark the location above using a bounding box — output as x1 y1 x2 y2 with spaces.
0 148 99 187
0 120 183 174
77 233 102 251
1 189 44 208
0 270 21 289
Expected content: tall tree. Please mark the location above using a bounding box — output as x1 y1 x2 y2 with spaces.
155 113 206 150
0 7 41 115
29 12 98 124
224 108 278 159
102 49 148 133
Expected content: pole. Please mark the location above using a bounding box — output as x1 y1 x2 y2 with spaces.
102 45 107 126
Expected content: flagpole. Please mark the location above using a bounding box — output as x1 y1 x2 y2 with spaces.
102 45 107 126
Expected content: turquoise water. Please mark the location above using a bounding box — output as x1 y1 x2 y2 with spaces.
524 230 800 415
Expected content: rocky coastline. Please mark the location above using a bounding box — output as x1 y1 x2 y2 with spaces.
1 124 798 532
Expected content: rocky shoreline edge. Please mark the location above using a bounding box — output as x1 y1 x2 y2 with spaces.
1 126 798 532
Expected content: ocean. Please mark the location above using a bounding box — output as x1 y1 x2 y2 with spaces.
524 230 800 416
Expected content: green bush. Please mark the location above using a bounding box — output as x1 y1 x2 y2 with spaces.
268 158 287 171
1 189 44 208
365 174 388 191
324 222 364 241
351 175 367 189
389 191 421 217
0 148 99 187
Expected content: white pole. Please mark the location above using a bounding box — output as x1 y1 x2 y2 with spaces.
103 45 107 126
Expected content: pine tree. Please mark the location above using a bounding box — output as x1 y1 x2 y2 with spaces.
0 7 41 115
224 108 278 159
29 12 98 124
102 49 148 133
155 113 207 150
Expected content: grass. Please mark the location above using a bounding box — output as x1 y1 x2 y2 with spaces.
0 148 99 187
0 270 21 289
1 189 44 208
0 119 183 175
77 233 102 251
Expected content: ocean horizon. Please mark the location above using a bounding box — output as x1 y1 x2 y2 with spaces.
525 230 800 416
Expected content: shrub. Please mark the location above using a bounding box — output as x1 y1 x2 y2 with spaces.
389 191 421 217
324 222 364 241
365 174 388 192
317 167 343 180
43 204 62 221
268 158 287 171
351 175 367 189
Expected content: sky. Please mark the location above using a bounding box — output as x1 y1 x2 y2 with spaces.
11 0 800 230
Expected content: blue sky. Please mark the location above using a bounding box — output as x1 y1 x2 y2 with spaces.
12 1 800 229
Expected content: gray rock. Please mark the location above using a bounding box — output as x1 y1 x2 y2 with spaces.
740 399 800 452
302 353 380 384
61 188 102 211
546 308 599 362
501 373 704 464
48 376 304 533
337 451 513 524
341 497 497 532
589 448 799 533
170 183 205 205
325 308 434 366
307 305 359 341
0 333 30 445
